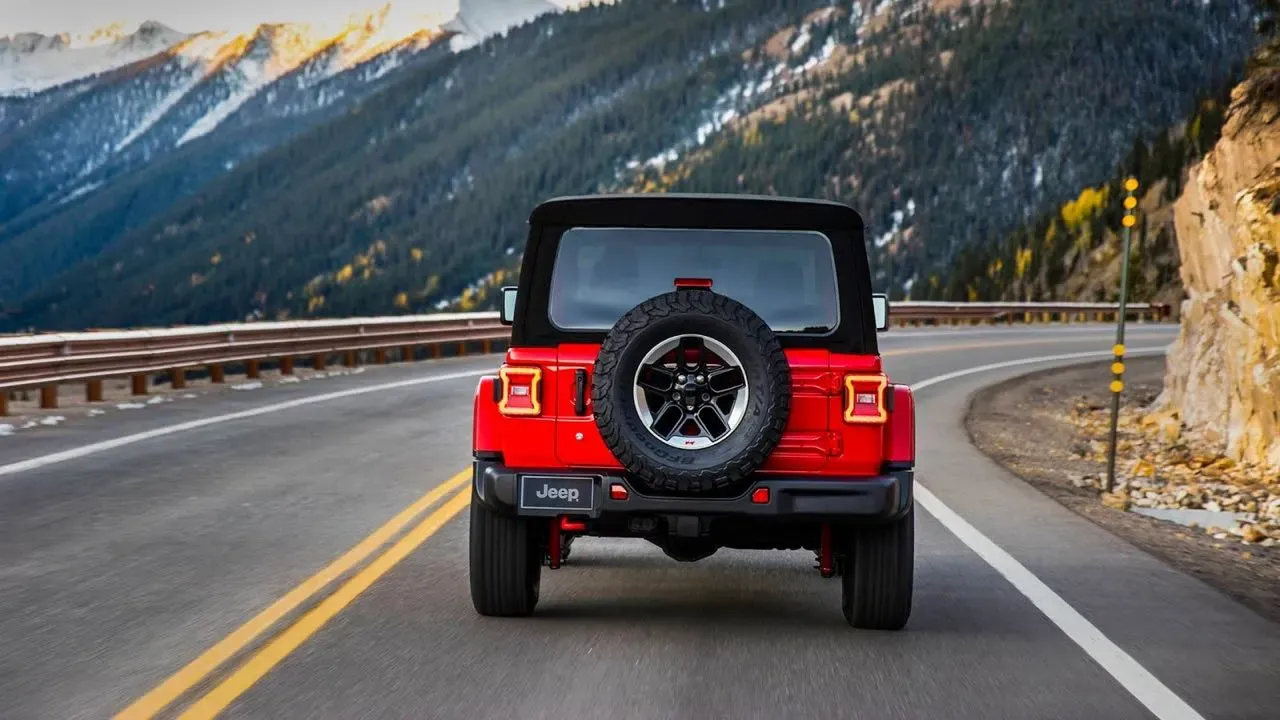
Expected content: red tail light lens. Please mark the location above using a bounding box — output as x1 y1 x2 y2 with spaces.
498 366 542 416
843 374 888 424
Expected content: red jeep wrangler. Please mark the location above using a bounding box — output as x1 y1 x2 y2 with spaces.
470 194 915 630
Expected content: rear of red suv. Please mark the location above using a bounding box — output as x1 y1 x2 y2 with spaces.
470 194 915 630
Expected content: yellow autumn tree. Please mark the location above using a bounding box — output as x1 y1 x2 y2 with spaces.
459 287 477 311
394 292 409 308
1061 186 1109 230
1014 247 1033 279
335 264 354 283
410 248 424 263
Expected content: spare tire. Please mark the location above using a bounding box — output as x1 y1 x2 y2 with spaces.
592 289 791 495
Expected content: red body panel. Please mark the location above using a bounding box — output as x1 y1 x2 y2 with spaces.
553 344 623 468
476 344 909 476
759 349 830 472
884 384 916 465
473 376 503 453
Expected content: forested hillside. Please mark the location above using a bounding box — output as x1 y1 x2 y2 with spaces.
0 0 1260 331
918 0 1278 308
917 84 1234 309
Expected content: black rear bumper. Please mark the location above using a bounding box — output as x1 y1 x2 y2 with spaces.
471 458 913 523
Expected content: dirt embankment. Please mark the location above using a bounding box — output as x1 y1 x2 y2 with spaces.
966 356 1280 624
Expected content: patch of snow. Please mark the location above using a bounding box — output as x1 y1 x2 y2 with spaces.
789 29 811 55
443 0 560 53
146 395 169 404
57 180 103 206
231 381 263 391
21 420 38 429
39 415 66 426
278 376 301 384
88 409 105 416
116 402 146 410
351 367 367 374
114 68 207 152
0 424 14 436
182 393 198 398
1033 161 1044 189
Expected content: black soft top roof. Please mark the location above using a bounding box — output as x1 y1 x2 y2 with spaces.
511 193 878 354
530 193 864 231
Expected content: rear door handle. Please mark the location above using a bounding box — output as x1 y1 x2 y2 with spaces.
573 369 587 416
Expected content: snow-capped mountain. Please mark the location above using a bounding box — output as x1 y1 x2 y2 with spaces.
0 21 189 97
444 0 560 51
0 1 563 242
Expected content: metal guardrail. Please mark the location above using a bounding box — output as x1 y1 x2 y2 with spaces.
0 302 1170 415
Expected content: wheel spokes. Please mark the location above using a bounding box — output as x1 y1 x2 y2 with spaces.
707 366 745 395
694 405 730 440
637 364 675 394
678 335 704 373
650 403 685 440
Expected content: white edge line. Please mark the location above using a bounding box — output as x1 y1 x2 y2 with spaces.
0 368 492 478
911 345 1205 720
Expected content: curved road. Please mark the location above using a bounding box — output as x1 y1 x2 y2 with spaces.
2 324 1278 719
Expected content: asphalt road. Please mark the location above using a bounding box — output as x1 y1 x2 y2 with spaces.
2 324 1278 720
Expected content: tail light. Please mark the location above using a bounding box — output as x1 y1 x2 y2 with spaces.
843 374 888 424
498 366 542 416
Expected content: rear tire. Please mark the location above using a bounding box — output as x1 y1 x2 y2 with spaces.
841 507 914 630
469 489 541 617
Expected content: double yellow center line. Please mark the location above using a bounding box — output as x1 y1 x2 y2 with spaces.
115 469 473 719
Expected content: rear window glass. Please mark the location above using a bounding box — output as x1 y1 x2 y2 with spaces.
548 227 839 333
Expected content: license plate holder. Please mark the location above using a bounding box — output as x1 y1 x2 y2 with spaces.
518 475 597 514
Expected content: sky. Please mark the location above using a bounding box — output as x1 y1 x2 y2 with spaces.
0 0 576 37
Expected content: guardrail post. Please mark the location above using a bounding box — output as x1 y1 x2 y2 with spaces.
210 365 225 383
86 380 103 403
457 342 468 356
312 354 327 371
482 339 492 354
0 392 7 417
131 374 148 396
170 369 186 389
430 344 441 359
40 385 57 409
246 360 261 379
343 351 358 368
280 357 294 375
375 349 387 364
402 345 415 362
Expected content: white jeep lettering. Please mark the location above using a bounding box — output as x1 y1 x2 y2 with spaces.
534 484 580 502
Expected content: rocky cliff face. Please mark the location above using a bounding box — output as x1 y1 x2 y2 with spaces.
1157 67 1280 468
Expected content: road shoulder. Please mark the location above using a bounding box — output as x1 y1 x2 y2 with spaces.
965 355 1280 625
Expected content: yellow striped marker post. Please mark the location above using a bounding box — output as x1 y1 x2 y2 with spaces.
1105 177 1140 492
